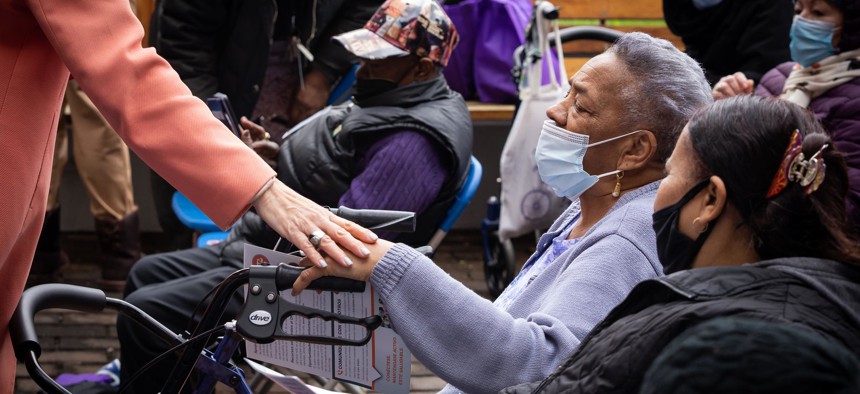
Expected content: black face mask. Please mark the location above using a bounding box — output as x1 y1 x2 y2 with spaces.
652 180 715 275
353 57 419 103
352 78 400 102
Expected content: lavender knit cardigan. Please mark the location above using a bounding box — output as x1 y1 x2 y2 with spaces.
370 181 664 393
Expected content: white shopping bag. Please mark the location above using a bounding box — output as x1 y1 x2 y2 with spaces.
499 1 570 240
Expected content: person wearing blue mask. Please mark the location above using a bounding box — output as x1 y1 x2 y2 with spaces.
712 0 860 233
292 32 713 394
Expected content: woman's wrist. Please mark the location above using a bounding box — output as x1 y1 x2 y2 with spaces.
371 244 423 299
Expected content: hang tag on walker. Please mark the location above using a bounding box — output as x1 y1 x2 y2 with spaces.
245 243 302 267
244 358 339 394
242 244 410 394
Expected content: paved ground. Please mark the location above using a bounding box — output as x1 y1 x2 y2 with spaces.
14 230 533 393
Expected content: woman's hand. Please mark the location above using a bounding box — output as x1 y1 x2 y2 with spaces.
291 239 396 295
240 117 279 170
253 180 378 268
712 72 754 100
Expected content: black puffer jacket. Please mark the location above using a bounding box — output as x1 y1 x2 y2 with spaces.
502 257 860 393
663 0 793 85
149 0 381 118
229 76 472 249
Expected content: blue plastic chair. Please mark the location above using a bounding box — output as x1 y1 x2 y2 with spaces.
427 156 483 251
197 231 232 248
171 192 223 233
171 192 231 247
326 64 359 106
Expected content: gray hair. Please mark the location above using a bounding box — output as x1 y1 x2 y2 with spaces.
605 32 712 162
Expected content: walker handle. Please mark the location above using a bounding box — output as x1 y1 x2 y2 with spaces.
10 284 107 360
276 263 366 292
329 206 416 233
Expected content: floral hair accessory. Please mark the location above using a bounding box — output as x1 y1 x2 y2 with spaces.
766 130 828 198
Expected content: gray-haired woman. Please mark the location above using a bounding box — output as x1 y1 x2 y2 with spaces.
502 94 860 394
294 32 713 394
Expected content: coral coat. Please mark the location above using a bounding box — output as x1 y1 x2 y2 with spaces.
0 0 276 390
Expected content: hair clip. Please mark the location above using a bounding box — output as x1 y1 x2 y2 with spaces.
788 144 828 194
766 130 803 198
766 130 828 198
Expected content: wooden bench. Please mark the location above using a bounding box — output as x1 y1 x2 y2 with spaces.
558 0 682 79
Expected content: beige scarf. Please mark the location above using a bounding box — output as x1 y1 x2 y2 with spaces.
781 48 860 107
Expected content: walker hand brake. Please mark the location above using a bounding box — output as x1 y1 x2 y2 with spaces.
271 304 382 346
236 264 382 346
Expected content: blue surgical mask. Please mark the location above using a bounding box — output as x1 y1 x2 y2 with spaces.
535 120 642 199
790 16 838 68
692 0 723 10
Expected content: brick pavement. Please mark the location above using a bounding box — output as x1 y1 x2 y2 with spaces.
14 231 533 393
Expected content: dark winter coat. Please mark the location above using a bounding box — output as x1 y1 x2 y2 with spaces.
149 0 382 118
757 62 860 233
663 0 793 85
501 257 860 393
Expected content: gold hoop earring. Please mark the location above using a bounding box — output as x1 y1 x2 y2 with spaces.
612 171 624 198
692 218 709 235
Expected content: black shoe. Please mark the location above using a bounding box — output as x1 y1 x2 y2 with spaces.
27 207 70 287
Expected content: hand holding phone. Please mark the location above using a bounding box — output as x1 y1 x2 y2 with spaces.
206 92 241 136
240 116 279 170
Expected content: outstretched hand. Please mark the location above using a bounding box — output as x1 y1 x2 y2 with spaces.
240 117 280 170
712 72 754 100
292 239 396 295
253 179 378 268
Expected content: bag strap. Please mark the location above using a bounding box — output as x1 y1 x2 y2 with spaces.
525 1 569 96
551 16 569 89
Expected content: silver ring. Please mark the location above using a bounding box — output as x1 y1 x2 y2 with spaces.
308 230 326 247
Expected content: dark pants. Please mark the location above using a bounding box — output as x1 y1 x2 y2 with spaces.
116 240 245 393
149 170 194 250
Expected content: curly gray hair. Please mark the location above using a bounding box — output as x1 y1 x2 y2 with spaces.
606 32 712 162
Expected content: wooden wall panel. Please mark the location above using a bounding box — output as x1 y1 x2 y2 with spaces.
554 0 664 19
561 26 683 54
564 57 590 75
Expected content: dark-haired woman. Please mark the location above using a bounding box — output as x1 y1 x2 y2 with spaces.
502 95 860 393
713 0 860 232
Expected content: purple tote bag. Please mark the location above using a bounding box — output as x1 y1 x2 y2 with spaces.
443 0 532 103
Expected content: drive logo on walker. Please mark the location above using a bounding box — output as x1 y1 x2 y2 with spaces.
252 254 270 266
243 243 411 394
249 310 272 326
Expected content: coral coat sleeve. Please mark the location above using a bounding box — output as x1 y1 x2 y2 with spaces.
0 0 274 390
27 0 276 228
